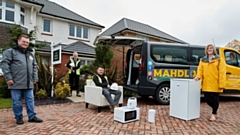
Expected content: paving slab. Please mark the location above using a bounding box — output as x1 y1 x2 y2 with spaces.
0 96 240 135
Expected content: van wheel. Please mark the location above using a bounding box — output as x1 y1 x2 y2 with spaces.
155 84 170 105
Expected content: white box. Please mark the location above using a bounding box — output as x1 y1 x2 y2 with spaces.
170 78 201 121
114 106 140 123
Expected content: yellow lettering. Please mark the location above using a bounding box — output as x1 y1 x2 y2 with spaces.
184 70 189 77
193 70 197 77
154 69 162 77
178 70 184 77
163 70 169 77
170 70 177 77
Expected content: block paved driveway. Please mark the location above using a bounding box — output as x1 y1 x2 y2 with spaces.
0 96 240 135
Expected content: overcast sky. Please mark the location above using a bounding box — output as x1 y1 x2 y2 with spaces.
53 0 240 46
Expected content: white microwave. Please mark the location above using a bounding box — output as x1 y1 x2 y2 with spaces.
114 106 140 123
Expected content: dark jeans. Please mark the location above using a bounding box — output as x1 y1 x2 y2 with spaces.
69 73 80 95
204 92 219 114
102 88 121 106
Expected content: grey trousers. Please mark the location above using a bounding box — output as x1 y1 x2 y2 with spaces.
102 88 121 106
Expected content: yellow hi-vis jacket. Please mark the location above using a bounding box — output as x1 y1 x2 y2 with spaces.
196 55 226 93
95 74 108 84
68 59 80 75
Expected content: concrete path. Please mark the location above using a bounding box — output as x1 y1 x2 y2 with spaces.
67 91 85 102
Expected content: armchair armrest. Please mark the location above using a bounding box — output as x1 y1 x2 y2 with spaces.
84 85 103 106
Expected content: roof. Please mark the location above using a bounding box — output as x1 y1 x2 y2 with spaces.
26 0 104 28
35 41 95 56
100 18 187 44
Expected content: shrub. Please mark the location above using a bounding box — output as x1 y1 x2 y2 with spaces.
36 89 47 100
0 79 11 98
55 82 70 100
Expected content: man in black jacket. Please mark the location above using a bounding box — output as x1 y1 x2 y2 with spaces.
93 66 121 112
0 35 43 124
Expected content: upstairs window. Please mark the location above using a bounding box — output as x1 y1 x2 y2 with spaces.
20 7 24 25
43 19 51 33
69 24 89 40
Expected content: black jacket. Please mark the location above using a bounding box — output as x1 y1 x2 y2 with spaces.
93 74 112 88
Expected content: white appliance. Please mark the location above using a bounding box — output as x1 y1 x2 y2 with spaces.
127 97 137 109
148 109 156 123
114 106 140 123
170 78 201 121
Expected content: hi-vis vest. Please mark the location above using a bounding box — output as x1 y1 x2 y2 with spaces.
95 75 108 84
68 59 80 75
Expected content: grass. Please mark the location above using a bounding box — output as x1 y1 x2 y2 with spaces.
0 94 12 109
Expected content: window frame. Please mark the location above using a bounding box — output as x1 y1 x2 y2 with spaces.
43 18 52 33
150 45 189 65
69 24 89 40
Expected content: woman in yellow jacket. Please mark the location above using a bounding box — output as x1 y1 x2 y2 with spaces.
194 44 226 121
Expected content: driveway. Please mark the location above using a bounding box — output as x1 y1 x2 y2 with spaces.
0 96 239 135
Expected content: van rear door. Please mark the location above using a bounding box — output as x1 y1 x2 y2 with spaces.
94 36 144 47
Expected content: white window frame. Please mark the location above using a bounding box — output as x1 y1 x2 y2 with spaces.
0 0 24 25
69 24 89 40
43 18 52 33
0 52 3 76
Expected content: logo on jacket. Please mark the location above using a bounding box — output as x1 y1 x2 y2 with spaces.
29 55 33 60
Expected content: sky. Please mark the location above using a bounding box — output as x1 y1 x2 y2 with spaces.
53 0 240 47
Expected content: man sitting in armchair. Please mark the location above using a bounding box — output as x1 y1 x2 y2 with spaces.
93 66 122 112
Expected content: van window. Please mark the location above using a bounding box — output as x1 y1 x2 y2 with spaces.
191 49 205 65
224 51 239 67
150 45 188 65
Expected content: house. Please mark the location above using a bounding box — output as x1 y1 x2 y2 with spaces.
0 0 104 76
98 18 187 76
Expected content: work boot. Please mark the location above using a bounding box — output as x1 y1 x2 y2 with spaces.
16 118 24 125
28 116 43 123
109 105 114 113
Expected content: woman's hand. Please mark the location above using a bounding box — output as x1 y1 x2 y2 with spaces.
194 77 199 81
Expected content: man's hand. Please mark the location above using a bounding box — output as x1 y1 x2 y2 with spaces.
107 85 110 88
34 81 37 84
7 80 14 85
72 69 75 73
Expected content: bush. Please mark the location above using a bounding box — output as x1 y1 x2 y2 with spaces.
36 89 47 100
0 79 11 98
55 82 70 100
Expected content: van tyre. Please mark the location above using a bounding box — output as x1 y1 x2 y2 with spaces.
155 84 170 105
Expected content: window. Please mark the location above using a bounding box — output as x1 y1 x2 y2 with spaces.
0 0 2 6
191 48 205 65
6 1 14 9
69 24 89 39
20 7 24 25
76 26 82 38
43 19 51 33
83 27 88 39
224 51 239 67
150 45 188 65
69 25 75 36
5 10 14 22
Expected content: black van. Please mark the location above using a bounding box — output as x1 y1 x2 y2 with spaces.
94 36 240 105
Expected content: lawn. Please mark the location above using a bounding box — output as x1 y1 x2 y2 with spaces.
0 96 12 109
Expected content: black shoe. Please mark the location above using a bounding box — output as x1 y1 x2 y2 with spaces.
28 116 43 123
16 118 24 125
77 95 81 97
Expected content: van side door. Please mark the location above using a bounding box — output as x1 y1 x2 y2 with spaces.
220 48 240 91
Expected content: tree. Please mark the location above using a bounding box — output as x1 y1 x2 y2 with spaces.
3 24 45 50
93 46 114 72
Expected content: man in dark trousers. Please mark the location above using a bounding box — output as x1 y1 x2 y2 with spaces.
0 35 43 124
93 66 122 112
66 52 81 97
